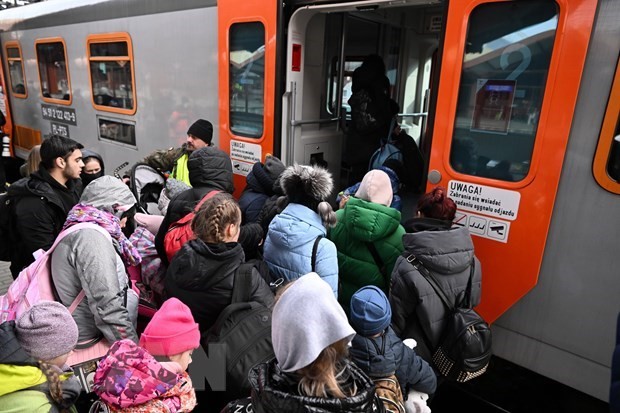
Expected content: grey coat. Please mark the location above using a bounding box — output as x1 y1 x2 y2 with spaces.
389 224 481 363
51 229 138 344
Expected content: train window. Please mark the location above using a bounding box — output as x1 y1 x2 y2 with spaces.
5 42 27 98
97 116 136 146
229 22 265 138
593 55 620 193
449 1 559 182
327 58 363 115
35 39 71 105
87 34 136 115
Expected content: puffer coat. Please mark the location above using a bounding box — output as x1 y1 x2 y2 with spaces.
329 197 404 310
389 218 481 362
220 358 382 413
263 203 338 296
165 239 273 334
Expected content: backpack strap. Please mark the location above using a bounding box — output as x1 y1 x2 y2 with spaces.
311 235 323 273
366 242 387 278
403 254 454 313
194 190 221 212
232 263 255 304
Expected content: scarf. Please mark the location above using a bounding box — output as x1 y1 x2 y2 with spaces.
63 204 142 266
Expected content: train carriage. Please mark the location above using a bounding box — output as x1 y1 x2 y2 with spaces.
0 0 618 406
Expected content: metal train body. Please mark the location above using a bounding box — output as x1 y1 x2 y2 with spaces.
0 0 618 403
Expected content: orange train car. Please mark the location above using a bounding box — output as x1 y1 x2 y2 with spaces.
0 0 618 405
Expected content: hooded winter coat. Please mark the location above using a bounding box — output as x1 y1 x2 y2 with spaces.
263 203 339 296
350 327 436 395
329 197 405 310
389 219 481 362
5 168 82 277
80 149 106 188
51 177 139 344
165 239 273 334
93 339 196 412
238 169 274 224
155 146 236 265
220 358 381 413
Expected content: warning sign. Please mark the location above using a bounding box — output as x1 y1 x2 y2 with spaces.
230 140 261 176
232 159 253 177
456 210 510 243
448 180 520 221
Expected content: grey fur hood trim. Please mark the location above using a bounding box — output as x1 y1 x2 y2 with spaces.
280 164 333 204
80 175 136 214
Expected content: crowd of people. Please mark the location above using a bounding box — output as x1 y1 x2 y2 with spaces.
0 104 480 412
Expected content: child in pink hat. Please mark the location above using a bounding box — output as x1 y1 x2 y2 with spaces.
92 298 200 412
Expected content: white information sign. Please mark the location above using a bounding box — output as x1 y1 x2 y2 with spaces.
448 180 520 221
230 140 262 176
453 210 510 243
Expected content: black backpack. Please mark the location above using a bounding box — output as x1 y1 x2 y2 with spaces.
405 254 492 382
204 263 274 398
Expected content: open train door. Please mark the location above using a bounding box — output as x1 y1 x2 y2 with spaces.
218 0 279 197
427 0 597 323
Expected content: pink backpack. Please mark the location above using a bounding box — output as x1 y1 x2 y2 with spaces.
0 222 111 323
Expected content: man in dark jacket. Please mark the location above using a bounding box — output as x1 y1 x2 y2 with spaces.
6 135 83 277
155 146 263 265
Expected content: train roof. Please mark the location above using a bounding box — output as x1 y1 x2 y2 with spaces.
0 0 216 32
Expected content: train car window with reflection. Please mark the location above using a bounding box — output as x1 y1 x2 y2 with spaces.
87 33 136 115
35 38 71 105
449 1 559 182
229 22 265 138
5 42 27 98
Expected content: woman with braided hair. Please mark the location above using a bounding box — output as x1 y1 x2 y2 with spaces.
164 192 273 334
0 301 81 412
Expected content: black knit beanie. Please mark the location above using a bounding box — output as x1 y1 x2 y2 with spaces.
187 119 213 144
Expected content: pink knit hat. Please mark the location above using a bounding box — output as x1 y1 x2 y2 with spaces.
139 298 200 357
355 170 393 207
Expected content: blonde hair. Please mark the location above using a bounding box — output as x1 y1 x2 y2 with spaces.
191 192 241 243
38 360 71 413
297 338 353 399
273 285 354 399
25 145 41 177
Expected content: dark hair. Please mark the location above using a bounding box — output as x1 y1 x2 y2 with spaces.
40 135 84 170
417 186 457 222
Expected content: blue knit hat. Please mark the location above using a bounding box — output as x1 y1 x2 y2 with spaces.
350 286 392 336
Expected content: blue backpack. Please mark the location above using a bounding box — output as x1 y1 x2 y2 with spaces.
369 119 403 170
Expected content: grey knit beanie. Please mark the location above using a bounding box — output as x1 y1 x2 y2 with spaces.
15 301 79 361
272 272 355 372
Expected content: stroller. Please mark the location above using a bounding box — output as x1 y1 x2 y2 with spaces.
130 162 166 215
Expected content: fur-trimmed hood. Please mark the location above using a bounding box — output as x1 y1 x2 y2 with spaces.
280 164 333 208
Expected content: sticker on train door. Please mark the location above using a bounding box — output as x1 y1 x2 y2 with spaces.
454 210 510 243
230 140 262 177
448 180 520 220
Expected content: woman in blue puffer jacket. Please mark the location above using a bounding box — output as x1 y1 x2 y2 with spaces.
263 164 339 296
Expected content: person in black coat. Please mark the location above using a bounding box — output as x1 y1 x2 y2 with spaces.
154 146 263 265
5 135 83 278
165 192 273 334
238 155 285 224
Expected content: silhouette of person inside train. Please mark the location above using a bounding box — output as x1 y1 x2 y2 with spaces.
345 54 399 184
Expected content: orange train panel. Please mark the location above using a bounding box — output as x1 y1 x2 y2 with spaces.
218 0 278 198
428 0 598 323
0 51 14 156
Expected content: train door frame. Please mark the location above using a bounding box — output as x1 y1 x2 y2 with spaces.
282 0 444 193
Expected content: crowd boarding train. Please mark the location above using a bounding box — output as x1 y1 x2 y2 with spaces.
0 0 618 406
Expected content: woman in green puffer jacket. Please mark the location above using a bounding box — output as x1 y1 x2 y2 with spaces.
330 169 405 312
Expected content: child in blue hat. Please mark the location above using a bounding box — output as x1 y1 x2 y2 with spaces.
349 286 437 410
